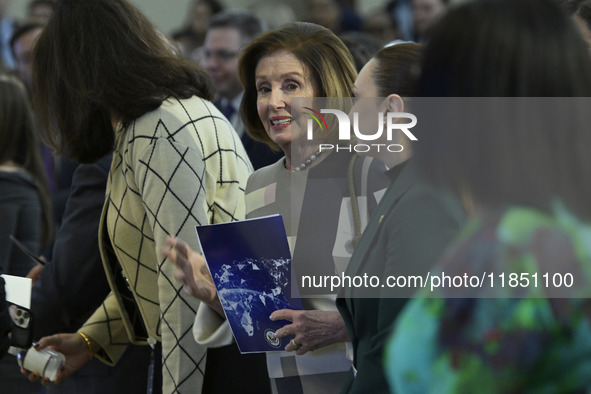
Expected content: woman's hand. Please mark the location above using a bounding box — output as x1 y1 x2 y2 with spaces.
162 236 224 318
270 309 350 355
21 333 94 385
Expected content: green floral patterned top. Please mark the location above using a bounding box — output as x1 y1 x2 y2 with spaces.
385 204 591 393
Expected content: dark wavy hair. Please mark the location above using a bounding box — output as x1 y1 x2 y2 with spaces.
238 22 356 149
415 0 591 219
32 0 215 163
0 75 53 247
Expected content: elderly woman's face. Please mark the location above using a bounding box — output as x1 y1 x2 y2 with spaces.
255 50 317 153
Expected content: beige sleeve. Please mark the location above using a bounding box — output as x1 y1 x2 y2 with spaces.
192 302 234 347
79 291 129 365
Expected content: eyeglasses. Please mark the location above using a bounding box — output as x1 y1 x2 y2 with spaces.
202 49 240 62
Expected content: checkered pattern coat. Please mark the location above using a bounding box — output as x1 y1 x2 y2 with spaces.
79 96 252 393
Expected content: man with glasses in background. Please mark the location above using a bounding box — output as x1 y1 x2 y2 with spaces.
203 10 283 169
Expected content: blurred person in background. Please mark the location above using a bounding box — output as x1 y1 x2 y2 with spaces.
0 0 15 69
0 74 52 279
386 0 591 392
340 31 387 72
0 74 53 394
10 20 78 230
10 21 44 91
363 7 401 45
248 0 296 31
306 0 362 35
203 10 283 170
411 0 448 42
27 0 56 22
171 0 223 58
386 0 414 41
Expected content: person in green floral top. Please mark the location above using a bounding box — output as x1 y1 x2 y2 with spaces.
385 0 591 392
387 204 591 393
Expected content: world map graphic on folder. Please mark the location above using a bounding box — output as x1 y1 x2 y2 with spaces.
196 214 302 353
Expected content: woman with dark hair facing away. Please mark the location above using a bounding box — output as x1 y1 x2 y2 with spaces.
0 74 53 277
28 0 252 392
164 22 394 393
171 0 224 57
386 0 591 392
334 42 465 393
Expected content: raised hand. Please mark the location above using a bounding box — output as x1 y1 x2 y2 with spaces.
163 236 224 317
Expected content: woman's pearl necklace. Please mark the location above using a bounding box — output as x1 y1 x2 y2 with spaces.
290 149 323 172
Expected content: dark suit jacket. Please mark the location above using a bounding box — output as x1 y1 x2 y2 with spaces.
336 162 465 394
213 97 283 170
31 153 156 394
241 132 284 171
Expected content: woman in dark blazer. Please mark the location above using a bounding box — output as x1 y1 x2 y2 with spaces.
335 43 466 393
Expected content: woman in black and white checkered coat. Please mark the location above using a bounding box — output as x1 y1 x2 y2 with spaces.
27 0 252 392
